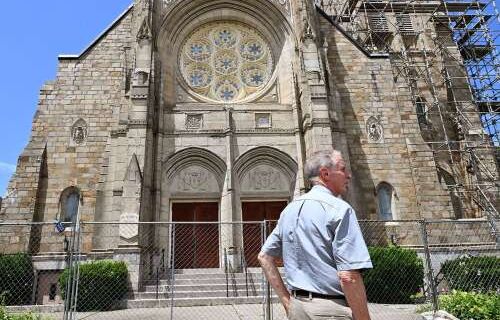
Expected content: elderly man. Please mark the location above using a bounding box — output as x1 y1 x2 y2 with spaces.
258 150 372 320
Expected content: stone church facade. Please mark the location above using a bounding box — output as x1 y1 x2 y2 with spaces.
1 0 496 296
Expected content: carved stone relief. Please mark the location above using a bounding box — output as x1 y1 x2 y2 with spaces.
366 116 383 143
70 119 88 146
119 212 139 240
240 164 288 193
186 114 203 130
170 166 219 194
255 113 271 128
120 154 142 244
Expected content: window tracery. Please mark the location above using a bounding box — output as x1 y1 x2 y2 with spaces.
179 21 274 103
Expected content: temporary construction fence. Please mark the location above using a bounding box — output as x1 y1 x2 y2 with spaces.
0 219 498 320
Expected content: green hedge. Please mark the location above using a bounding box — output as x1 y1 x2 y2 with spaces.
59 260 128 311
364 246 424 304
0 254 34 306
441 256 500 293
440 291 500 320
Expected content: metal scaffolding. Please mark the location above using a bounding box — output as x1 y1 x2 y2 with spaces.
316 0 499 238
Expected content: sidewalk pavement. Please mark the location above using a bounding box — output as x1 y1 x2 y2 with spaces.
35 303 423 320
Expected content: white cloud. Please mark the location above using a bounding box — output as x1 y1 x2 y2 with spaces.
0 162 16 173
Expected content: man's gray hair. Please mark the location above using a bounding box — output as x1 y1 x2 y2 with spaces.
304 150 342 183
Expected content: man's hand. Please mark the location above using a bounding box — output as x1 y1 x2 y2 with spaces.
338 270 371 320
258 252 291 315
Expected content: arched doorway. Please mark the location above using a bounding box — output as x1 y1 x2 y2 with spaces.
234 147 298 267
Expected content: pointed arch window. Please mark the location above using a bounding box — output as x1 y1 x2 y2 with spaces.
377 182 394 221
60 187 81 223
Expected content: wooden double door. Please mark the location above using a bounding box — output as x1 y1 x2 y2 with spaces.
242 201 287 267
172 202 219 269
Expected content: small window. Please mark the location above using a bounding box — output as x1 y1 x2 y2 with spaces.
377 182 394 220
59 187 81 223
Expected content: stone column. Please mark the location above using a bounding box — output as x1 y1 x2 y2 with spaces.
220 107 240 270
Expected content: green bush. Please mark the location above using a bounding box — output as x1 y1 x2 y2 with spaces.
364 246 424 304
440 290 500 320
0 254 34 305
441 256 500 293
59 260 128 311
0 302 51 320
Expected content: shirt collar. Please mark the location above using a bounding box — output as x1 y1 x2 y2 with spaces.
311 184 334 196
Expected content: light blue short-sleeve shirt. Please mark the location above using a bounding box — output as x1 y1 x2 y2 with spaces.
261 185 373 296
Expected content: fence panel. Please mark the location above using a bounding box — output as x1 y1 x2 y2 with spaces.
424 220 499 311
1 219 498 319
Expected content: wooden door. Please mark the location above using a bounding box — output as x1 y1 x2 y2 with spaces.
242 201 287 267
172 202 219 268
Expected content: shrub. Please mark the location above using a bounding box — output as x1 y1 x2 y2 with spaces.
0 254 34 305
0 303 51 320
440 256 500 293
440 290 500 320
364 246 424 304
59 260 128 311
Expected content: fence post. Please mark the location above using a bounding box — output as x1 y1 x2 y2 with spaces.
262 221 272 320
170 224 176 320
419 219 439 312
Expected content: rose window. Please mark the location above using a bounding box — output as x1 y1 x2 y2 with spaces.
180 22 274 103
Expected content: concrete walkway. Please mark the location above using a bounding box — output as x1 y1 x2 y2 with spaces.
31 303 423 320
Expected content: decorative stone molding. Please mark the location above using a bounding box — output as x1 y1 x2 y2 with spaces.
111 128 128 137
234 146 297 196
163 0 290 15
137 17 152 41
185 114 203 130
255 113 271 128
366 116 384 143
70 119 88 146
163 147 227 193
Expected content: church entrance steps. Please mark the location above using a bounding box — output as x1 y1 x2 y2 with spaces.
126 296 273 308
129 269 284 308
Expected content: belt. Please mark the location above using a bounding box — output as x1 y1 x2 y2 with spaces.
292 289 345 300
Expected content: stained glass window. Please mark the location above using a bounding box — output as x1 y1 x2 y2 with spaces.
179 22 274 103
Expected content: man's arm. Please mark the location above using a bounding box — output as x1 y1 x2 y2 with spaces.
338 270 370 320
258 252 291 315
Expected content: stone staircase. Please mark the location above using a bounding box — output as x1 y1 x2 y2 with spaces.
127 268 280 308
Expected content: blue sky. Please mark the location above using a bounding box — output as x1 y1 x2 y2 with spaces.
0 1 132 196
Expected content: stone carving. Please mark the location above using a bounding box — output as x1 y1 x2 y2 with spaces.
71 119 88 145
170 166 219 194
133 70 149 86
137 17 152 41
186 114 203 129
366 116 383 142
179 21 274 103
252 168 280 190
119 212 139 240
181 170 208 191
240 164 287 193
255 113 271 128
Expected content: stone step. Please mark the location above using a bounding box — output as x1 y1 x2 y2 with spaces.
144 282 261 292
136 288 263 299
127 296 279 308
143 273 270 286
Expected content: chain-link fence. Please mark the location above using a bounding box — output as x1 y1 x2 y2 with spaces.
0 219 498 319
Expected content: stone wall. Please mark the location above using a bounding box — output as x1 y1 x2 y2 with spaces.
0 8 134 254
320 16 453 219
